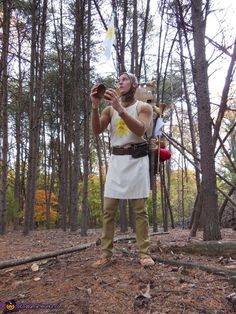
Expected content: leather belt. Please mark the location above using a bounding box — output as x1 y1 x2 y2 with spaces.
112 146 133 155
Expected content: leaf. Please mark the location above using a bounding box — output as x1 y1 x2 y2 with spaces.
31 263 39 272
142 283 151 299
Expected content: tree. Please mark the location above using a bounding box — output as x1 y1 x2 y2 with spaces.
24 0 48 234
191 0 221 241
81 0 92 235
0 0 11 234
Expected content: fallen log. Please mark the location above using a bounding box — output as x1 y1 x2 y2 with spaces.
0 232 168 270
154 256 236 278
0 242 92 270
169 241 236 258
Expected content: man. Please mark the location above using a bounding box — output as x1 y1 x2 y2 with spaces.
91 72 155 267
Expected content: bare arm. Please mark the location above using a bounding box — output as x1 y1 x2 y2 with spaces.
91 106 111 135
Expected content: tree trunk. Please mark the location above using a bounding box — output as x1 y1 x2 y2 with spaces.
177 21 201 230
120 0 128 73
81 0 91 236
70 0 83 232
14 15 25 229
191 0 221 241
0 0 11 234
52 0 68 231
131 0 138 76
138 0 150 80
24 0 48 234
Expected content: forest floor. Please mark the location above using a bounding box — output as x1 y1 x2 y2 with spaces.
0 227 236 314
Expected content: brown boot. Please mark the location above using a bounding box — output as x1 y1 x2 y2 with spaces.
92 256 111 268
139 254 155 267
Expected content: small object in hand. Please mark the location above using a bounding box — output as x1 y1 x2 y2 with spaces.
104 89 112 100
104 93 111 100
104 87 119 100
95 83 106 99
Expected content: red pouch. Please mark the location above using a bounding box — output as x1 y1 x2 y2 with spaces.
158 148 171 162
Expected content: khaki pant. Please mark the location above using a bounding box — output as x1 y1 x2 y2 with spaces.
101 198 150 257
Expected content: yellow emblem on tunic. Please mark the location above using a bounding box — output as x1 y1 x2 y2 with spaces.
115 118 130 137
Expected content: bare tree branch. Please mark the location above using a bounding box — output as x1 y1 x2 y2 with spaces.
213 39 236 147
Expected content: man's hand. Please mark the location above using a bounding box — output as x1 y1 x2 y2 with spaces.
90 84 102 109
104 88 124 114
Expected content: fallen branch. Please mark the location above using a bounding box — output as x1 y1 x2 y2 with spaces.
114 232 168 243
154 256 236 278
0 232 168 270
168 241 236 258
0 242 92 270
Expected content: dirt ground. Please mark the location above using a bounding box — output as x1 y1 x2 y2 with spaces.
0 227 236 314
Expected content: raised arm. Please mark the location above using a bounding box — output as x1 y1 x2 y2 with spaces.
91 106 111 135
90 84 111 135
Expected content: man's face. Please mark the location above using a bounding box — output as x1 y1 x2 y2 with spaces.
118 74 132 95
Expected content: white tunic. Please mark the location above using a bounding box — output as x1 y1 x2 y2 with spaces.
104 101 151 199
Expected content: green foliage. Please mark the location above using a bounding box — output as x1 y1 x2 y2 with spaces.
147 169 197 226
169 170 197 221
6 187 17 225
159 72 183 105
5 170 19 225
79 174 105 227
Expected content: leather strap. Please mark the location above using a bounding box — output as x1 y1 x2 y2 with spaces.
112 146 133 155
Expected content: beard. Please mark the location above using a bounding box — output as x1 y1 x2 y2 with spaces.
120 86 136 103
